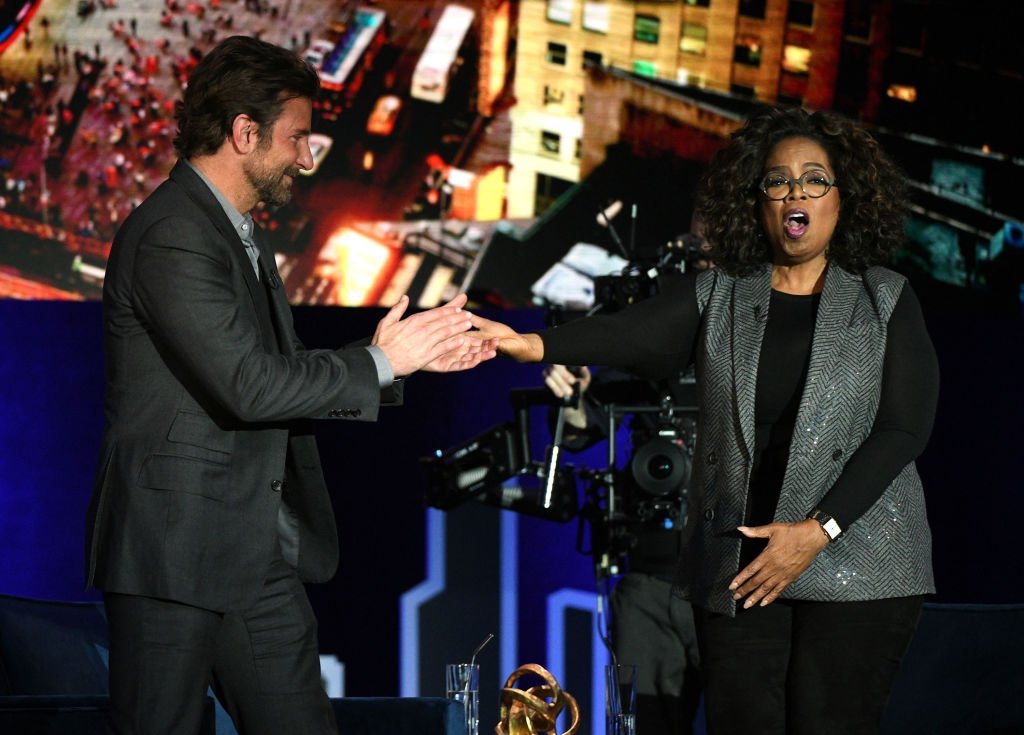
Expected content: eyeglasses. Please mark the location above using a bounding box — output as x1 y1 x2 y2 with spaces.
758 170 837 200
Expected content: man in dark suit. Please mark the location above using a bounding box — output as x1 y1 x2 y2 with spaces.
84 36 495 735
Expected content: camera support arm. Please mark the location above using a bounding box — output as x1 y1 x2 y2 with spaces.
542 381 581 510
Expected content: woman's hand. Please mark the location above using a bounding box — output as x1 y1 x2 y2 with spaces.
372 294 480 376
728 519 830 608
469 314 545 363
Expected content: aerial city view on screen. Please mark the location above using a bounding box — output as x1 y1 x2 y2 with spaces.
1 0 1022 314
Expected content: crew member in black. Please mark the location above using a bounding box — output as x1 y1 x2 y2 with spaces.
544 363 701 735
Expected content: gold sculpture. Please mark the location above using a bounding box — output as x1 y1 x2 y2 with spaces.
495 663 580 735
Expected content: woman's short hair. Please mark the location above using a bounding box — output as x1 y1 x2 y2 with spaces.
696 106 908 275
173 36 320 159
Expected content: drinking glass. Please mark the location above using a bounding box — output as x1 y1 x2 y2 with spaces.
446 662 479 735
604 664 637 735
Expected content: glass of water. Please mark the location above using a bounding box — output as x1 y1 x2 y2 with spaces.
611 713 636 735
446 662 479 735
605 664 638 735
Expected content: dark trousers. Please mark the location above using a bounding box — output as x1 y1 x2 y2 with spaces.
694 595 924 735
611 573 701 735
104 553 337 735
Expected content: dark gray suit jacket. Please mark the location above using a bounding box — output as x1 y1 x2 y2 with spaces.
86 161 391 612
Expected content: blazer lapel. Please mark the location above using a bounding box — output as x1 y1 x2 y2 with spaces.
795 264 862 426
732 264 771 460
254 232 297 356
169 161 279 351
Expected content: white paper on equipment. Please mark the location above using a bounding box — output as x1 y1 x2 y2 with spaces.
530 243 629 309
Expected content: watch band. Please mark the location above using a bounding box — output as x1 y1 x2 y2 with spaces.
808 509 843 542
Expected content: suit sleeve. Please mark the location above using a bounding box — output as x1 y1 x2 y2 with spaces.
131 215 382 423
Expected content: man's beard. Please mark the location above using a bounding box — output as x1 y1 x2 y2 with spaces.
244 154 296 207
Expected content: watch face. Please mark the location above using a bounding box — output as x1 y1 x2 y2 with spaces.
822 517 842 540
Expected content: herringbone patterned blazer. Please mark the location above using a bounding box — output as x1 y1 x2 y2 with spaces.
685 263 935 616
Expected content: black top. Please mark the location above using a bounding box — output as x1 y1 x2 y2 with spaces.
542 270 939 534
748 290 820 529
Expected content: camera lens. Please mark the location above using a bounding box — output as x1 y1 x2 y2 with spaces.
631 437 689 497
647 454 673 480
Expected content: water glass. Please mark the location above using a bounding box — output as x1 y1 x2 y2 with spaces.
610 713 636 735
446 662 479 735
605 663 637 735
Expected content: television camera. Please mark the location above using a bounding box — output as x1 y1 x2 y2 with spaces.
421 376 698 578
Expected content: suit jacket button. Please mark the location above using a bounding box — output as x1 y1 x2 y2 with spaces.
832 448 844 461
706 451 717 465
704 508 715 521
271 480 283 492
352 409 361 418
327 409 339 417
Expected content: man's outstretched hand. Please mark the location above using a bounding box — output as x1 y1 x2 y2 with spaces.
373 294 497 376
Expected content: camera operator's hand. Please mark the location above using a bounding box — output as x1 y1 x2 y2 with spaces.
543 365 591 429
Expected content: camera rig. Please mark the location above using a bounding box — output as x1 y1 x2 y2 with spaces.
421 387 581 523
421 375 698 579
582 381 697 574
590 232 708 314
422 224 705 576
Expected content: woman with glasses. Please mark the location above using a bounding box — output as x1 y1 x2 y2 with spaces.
472 106 938 734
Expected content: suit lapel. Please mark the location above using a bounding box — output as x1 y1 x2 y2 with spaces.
253 231 296 356
168 161 278 352
248 262 279 354
732 264 771 460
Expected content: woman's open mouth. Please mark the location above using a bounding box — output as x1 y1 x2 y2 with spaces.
784 209 809 238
